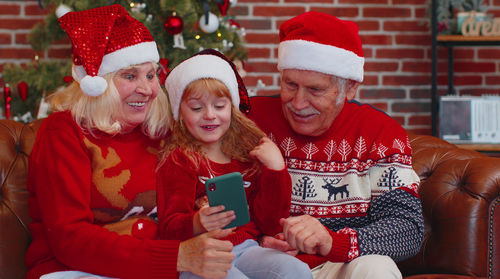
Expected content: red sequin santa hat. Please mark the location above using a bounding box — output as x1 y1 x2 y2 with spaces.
165 49 250 120
278 11 364 82
58 4 159 96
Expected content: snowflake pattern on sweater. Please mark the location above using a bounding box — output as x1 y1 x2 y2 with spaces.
248 97 424 265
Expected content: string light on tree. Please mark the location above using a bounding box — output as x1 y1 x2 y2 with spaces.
130 2 146 13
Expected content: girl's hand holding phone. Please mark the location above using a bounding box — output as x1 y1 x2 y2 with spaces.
194 205 236 234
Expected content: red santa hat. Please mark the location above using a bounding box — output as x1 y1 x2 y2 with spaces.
165 49 250 120
278 11 364 82
58 4 159 96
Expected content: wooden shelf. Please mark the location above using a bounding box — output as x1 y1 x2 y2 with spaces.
455 143 500 151
437 35 500 42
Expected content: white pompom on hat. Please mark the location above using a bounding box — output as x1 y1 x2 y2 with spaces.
165 49 250 120
278 11 364 82
58 4 159 96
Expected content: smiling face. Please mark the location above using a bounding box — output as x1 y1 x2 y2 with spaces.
179 79 232 152
280 69 357 137
112 62 159 129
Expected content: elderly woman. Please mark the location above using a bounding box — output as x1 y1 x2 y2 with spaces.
26 5 234 279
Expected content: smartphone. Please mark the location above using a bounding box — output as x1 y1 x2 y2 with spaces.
205 172 250 229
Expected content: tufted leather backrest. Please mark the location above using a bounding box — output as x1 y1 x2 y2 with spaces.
0 120 499 279
0 119 43 279
399 134 500 279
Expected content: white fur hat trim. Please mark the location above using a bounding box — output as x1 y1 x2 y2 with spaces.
72 41 159 96
165 54 239 120
278 39 364 82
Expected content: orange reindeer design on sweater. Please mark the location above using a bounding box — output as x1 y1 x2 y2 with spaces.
83 137 160 227
85 137 132 209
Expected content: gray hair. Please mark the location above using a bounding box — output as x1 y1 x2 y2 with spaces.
332 76 348 105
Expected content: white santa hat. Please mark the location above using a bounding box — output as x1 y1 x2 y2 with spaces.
278 11 364 82
58 4 159 96
165 49 250 120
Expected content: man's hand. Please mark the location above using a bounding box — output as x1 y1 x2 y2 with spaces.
177 229 234 279
260 234 298 256
281 215 332 256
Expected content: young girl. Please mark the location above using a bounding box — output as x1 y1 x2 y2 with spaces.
157 49 312 279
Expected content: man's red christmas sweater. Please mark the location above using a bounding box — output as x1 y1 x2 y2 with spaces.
248 96 424 268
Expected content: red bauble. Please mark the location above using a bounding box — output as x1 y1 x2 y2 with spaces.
17 81 28 102
164 14 184 35
218 0 230 16
63 75 73 83
131 219 158 240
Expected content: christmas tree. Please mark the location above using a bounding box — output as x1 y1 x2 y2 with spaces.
2 0 246 122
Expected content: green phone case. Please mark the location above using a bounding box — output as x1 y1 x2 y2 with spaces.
205 172 250 229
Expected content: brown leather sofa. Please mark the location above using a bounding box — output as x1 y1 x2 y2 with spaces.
0 119 498 279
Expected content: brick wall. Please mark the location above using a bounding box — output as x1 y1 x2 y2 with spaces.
1 0 500 134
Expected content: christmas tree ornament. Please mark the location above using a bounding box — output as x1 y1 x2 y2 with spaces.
58 4 159 96
55 3 72 18
248 79 266 97
221 39 233 51
199 12 219 33
217 0 230 16
63 75 73 83
158 58 169 85
36 91 49 119
164 12 186 49
17 81 28 102
3 84 11 119
164 12 184 35
200 0 210 22
228 19 240 29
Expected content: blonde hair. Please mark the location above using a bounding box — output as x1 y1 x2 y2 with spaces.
48 63 170 139
160 78 265 173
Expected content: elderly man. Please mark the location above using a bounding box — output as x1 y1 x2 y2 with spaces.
249 11 424 279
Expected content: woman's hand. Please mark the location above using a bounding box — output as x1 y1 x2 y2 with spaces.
193 205 236 235
250 137 285 171
177 229 235 279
